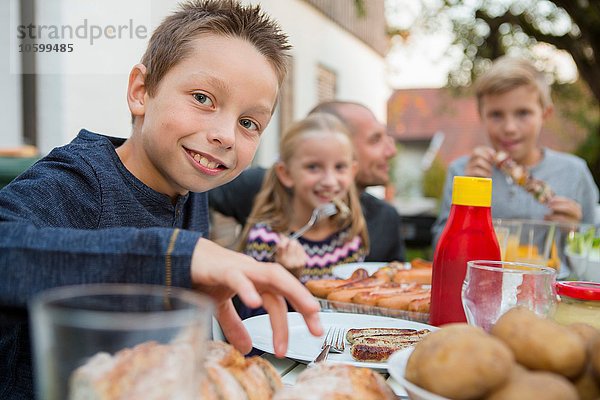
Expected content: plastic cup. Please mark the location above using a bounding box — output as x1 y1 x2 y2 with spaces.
30 284 213 400
462 260 557 332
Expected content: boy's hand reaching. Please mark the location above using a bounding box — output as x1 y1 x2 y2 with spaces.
274 236 308 278
545 196 583 224
465 146 496 178
190 238 322 357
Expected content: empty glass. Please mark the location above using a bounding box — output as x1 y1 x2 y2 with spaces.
462 260 557 332
30 284 213 400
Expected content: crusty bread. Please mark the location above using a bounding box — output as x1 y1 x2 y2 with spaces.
204 342 282 400
273 364 395 400
69 340 282 400
205 364 249 400
249 356 284 393
205 339 246 368
69 341 196 400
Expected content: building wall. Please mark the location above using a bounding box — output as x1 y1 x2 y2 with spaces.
1 0 23 147
249 0 389 167
2 0 388 167
303 0 388 56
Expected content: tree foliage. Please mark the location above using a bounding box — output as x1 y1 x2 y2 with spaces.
408 0 600 186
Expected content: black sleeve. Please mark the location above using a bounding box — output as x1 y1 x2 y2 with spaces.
360 193 406 262
207 167 267 226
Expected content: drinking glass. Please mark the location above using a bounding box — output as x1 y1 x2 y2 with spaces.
493 219 521 262
462 260 557 332
30 284 213 400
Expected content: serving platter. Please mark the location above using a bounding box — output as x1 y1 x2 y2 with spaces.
243 311 436 371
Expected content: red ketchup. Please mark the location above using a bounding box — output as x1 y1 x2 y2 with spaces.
429 176 501 326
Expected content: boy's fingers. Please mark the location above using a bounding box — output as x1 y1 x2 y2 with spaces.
472 146 495 161
268 268 322 337
225 269 263 309
262 292 289 357
215 300 253 354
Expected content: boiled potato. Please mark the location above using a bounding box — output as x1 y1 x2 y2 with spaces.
490 307 587 378
485 370 578 400
591 336 600 382
568 323 600 349
573 363 600 400
406 324 514 400
568 323 600 398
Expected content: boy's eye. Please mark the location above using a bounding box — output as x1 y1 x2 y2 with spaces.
240 119 259 131
336 163 349 172
193 93 213 106
488 111 503 120
517 109 532 117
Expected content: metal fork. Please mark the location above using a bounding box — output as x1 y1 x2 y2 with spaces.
267 202 338 259
290 202 338 241
308 326 345 367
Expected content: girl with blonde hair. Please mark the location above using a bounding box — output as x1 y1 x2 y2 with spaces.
239 113 369 286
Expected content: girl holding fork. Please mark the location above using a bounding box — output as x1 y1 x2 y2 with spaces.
238 113 369 288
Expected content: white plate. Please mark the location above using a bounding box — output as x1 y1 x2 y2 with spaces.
242 311 436 370
388 348 450 400
332 262 388 279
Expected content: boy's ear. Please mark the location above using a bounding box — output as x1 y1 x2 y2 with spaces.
127 64 148 117
274 161 294 189
542 104 554 120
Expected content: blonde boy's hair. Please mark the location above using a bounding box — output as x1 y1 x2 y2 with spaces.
239 113 369 253
475 56 553 113
140 0 291 97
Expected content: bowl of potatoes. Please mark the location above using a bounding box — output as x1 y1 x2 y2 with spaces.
388 307 600 400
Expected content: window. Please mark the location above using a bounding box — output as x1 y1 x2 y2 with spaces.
317 64 337 103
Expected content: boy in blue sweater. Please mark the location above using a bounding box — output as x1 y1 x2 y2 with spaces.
0 1 322 397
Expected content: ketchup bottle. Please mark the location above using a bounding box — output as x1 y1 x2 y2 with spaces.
429 176 501 326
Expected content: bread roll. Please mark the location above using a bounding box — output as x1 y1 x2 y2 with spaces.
69 341 196 400
273 364 395 400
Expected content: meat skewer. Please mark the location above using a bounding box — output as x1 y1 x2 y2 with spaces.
494 151 554 204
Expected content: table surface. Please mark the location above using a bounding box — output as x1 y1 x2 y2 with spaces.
260 353 409 399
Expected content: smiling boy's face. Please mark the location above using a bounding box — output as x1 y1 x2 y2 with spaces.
122 33 279 197
480 85 551 166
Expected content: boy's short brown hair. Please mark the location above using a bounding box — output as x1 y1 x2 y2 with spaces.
140 0 291 97
475 56 553 113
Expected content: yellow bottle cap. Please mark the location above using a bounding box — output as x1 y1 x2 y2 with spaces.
451 176 492 207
